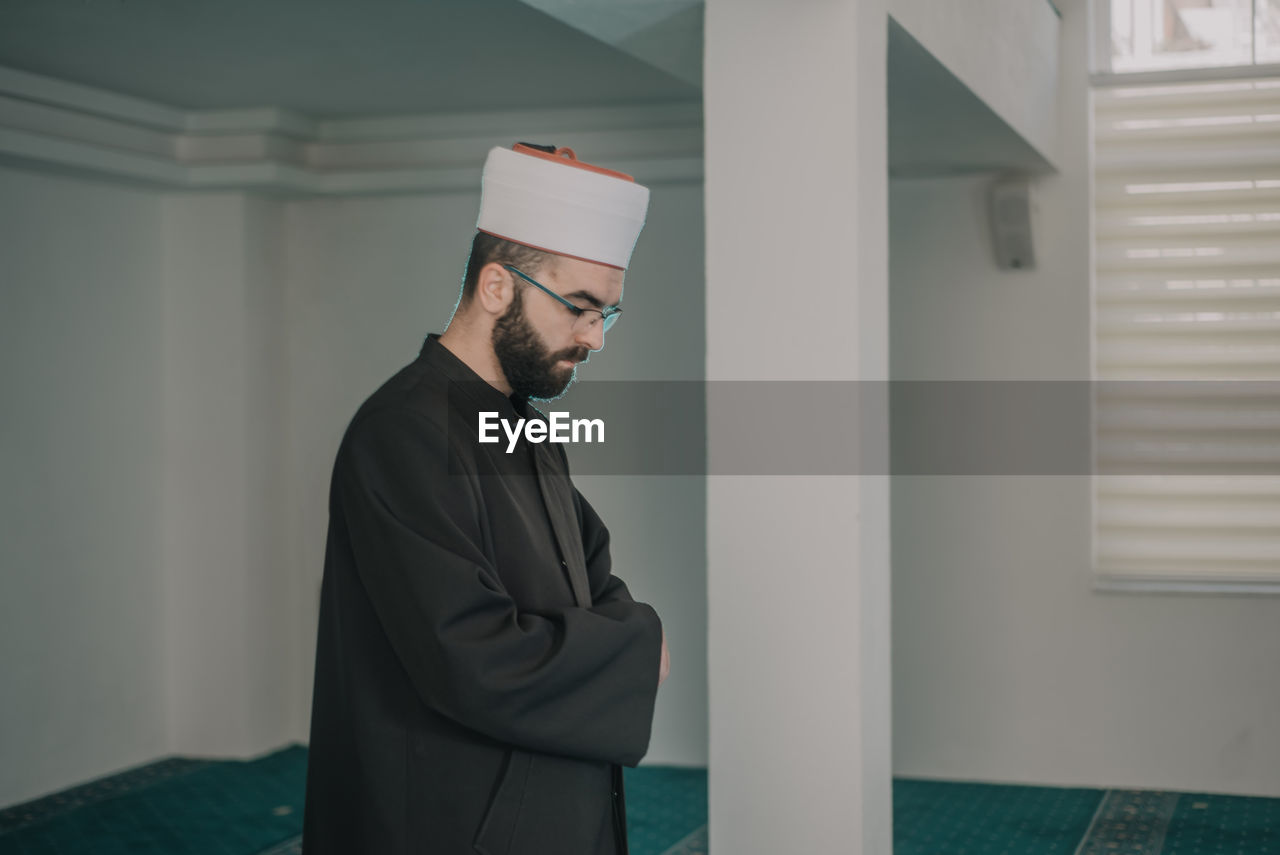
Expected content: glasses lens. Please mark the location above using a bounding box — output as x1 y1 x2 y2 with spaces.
602 312 620 333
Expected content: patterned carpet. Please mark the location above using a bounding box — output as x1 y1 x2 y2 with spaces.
0 749 305 855
1078 789 1280 855
3 747 1278 854
893 778 1104 855
0 748 701 855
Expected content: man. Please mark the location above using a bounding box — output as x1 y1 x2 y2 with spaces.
302 143 670 855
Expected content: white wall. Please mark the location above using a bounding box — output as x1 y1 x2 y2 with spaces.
0 166 168 807
160 192 293 757
889 0 1280 797
283 180 709 764
1 173 302 805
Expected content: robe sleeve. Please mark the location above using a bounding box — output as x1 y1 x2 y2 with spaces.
336 405 662 767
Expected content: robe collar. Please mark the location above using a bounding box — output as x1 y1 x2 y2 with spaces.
418 334 536 421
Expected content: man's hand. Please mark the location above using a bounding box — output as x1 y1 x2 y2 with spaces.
658 630 671 686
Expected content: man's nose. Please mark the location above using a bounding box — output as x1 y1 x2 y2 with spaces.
576 320 605 352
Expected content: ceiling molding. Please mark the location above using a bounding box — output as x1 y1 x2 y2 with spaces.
0 65 703 194
0 65 185 130
184 108 318 139
317 102 705 143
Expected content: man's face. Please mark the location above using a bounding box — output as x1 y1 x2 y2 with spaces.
492 287 585 400
491 257 624 400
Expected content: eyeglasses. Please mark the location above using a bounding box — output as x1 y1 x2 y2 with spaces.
503 265 622 333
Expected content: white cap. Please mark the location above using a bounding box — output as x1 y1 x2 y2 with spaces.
476 144 650 270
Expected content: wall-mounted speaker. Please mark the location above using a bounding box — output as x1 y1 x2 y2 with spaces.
988 175 1036 271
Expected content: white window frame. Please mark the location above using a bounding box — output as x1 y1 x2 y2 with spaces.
1091 0 1280 81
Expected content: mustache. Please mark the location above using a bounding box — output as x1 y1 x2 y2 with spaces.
552 346 590 364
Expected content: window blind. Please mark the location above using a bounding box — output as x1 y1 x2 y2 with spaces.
1091 76 1280 583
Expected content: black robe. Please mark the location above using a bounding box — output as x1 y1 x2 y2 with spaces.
302 335 663 854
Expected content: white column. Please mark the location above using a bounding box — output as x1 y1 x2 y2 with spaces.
704 0 891 852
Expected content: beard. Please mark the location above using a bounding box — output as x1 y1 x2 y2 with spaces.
492 289 589 400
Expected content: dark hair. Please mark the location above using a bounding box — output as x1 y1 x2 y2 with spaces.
459 232 557 306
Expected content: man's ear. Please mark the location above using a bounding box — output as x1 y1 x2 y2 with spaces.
475 262 515 316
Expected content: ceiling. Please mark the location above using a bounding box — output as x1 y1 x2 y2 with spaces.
0 1 1053 178
0 0 699 117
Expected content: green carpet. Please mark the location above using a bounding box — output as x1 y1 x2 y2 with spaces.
4 748 1280 854
1161 792 1280 854
0 748 306 855
894 778 1105 855
623 766 708 855
1078 789 1280 855
0 748 700 855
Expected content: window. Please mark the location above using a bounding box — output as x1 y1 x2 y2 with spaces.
1090 72 1280 590
1098 0 1280 73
